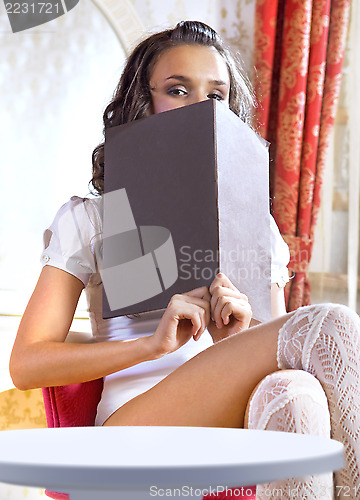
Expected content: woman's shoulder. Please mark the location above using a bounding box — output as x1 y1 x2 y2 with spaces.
41 195 103 286
48 195 103 238
54 195 102 221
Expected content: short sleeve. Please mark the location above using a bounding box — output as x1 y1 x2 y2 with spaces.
40 196 102 287
270 215 290 287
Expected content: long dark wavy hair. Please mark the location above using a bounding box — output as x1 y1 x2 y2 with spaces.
90 20 257 196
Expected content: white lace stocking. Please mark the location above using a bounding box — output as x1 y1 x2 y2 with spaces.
247 370 334 499
277 304 360 500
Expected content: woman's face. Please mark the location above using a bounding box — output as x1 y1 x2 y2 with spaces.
149 44 230 114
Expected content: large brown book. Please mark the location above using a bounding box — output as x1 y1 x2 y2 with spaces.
102 99 271 322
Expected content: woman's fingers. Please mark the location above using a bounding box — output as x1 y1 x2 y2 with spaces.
220 297 252 326
162 274 251 352
168 290 210 341
155 286 213 356
212 294 250 329
192 311 204 341
181 286 211 336
210 273 241 327
183 285 211 301
209 272 238 295
210 286 247 316
210 276 250 329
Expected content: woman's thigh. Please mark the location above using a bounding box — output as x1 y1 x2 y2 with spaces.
104 312 296 428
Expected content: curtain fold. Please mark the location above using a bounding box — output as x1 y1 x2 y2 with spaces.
254 0 351 310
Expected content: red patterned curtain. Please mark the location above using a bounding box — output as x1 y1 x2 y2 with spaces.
254 0 351 310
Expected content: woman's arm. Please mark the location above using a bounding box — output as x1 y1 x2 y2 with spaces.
10 266 211 391
9 266 160 390
270 283 287 318
249 284 287 328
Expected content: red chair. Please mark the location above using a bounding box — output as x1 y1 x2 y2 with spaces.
41 379 104 499
42 380 256 500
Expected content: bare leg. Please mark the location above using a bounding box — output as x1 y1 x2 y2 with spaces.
104 313 295 428
246 370 334 499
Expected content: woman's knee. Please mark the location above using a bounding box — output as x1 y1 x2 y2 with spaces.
302 303 359 336
321 303 360 340
277 303 360 371
245 369 330 435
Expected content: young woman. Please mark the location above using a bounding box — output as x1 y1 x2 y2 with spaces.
10 21 359 500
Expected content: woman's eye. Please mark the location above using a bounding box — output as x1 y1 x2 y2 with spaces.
208 93 224 101
168 88 187 96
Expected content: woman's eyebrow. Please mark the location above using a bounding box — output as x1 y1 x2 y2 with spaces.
165 75 228 86
165 75 190 82
211 79 228 86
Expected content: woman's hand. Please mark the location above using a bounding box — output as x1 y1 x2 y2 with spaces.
150 286 211 358
208 273 252 343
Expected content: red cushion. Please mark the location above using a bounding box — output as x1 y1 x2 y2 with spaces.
44 491 69 500
42 379 103 499
42 379 103 428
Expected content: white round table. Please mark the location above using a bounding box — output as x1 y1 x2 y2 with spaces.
0 426 343 499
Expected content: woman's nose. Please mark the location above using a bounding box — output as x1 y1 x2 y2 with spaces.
189 89 208 105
